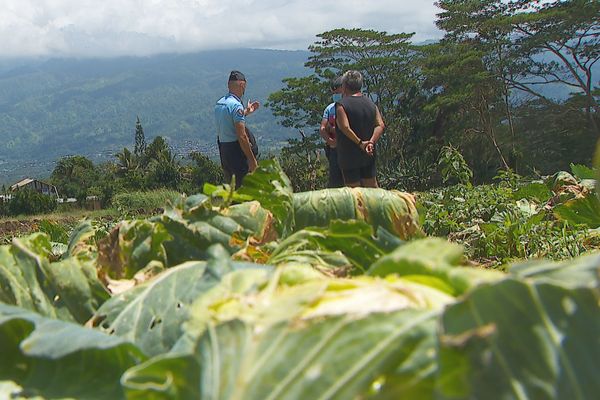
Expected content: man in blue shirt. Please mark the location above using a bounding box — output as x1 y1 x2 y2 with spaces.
319 77 344 187
214 70 260 187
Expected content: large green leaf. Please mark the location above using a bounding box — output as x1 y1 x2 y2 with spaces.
196 312 438 400
436 255 600 400
570 163 596 180
65 219 100 259
222 201 278 244
509 253 600 287
0 234 109 323
237 159 295 236
156 195 265 266
268 220 404 274
122 273 453 399
122 353 200 400
554 194 600 228
368 238 503 296
0 303 144 400
512 182 552 203
98 219 171 279
92 246 273 357
293 187 423 239
97 195 267 272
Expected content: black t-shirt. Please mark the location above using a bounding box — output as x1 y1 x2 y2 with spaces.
335 95 377 170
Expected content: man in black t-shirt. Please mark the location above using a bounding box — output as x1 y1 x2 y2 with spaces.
335 70 385 188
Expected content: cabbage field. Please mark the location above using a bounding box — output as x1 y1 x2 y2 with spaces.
0 160 599 399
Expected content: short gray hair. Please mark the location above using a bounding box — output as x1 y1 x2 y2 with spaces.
342 70 363 93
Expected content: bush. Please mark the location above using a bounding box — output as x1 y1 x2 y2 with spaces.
188 151 223 191
111 189 182 214
8 189 57 216
0 199 8 216
278 134 328 192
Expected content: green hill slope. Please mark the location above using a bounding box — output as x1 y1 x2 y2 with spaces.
0 49 309 184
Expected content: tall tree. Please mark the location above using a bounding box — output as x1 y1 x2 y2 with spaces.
421 41 511 173
50 156 98 200
436 0 600 136
267 28 424 179
306 28 419 118
134 116 147 157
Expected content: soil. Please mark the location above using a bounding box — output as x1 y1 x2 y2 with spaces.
0 216 78 244
1 220 40 244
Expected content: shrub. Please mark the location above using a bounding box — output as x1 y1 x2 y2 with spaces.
7 189 57 216
111 189 182 214
188 151 223 191
0 199 8 216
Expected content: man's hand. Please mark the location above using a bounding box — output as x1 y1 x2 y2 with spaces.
245 100 260 116
360 140 374 156
248 157 258 172
326 137 336 147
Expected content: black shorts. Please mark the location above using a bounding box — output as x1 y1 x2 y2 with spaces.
341 158 376 184
218 139 248 188
325 146 344 188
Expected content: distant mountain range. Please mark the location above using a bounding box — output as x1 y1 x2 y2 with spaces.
0 49 310 184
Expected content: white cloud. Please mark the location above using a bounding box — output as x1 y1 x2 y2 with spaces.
0 0 443 58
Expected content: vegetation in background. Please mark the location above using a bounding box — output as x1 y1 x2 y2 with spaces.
111 190 182 215
419 163 600 266
269 0 599 190
6 189 57 216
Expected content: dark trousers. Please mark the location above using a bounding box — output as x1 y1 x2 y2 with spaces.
218 139 248 189
325 146 344 188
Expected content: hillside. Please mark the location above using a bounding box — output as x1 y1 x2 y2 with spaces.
0 49 310 185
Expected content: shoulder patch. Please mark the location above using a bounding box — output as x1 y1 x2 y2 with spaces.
237 108 244 117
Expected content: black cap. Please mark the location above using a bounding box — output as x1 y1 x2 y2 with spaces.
229 70 246 82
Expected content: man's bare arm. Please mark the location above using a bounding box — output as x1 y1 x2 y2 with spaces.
370 106 385 144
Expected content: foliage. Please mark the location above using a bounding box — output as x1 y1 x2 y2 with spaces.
438 145 473 186
7 189 57 216
111 189 182 214
294 187 422 240
0 163 599 399
277 132 328 192
419 169 598 265
50 156 99 201
266 4 598 188
187 151 224 193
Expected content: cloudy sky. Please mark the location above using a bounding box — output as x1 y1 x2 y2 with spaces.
0 0 443 58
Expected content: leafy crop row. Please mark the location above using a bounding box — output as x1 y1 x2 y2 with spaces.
419 165 600 266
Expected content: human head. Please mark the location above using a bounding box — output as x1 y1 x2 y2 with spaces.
330 76 343 94
330 76 343 102
341 70 363 95
228 70 247 97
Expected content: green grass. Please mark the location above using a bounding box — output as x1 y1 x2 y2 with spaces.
111 189 183 214
0 208 119 224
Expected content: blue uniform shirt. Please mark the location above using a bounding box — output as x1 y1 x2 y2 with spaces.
215 93 245 143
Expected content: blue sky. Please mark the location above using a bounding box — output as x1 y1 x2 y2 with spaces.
0 0 443 58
